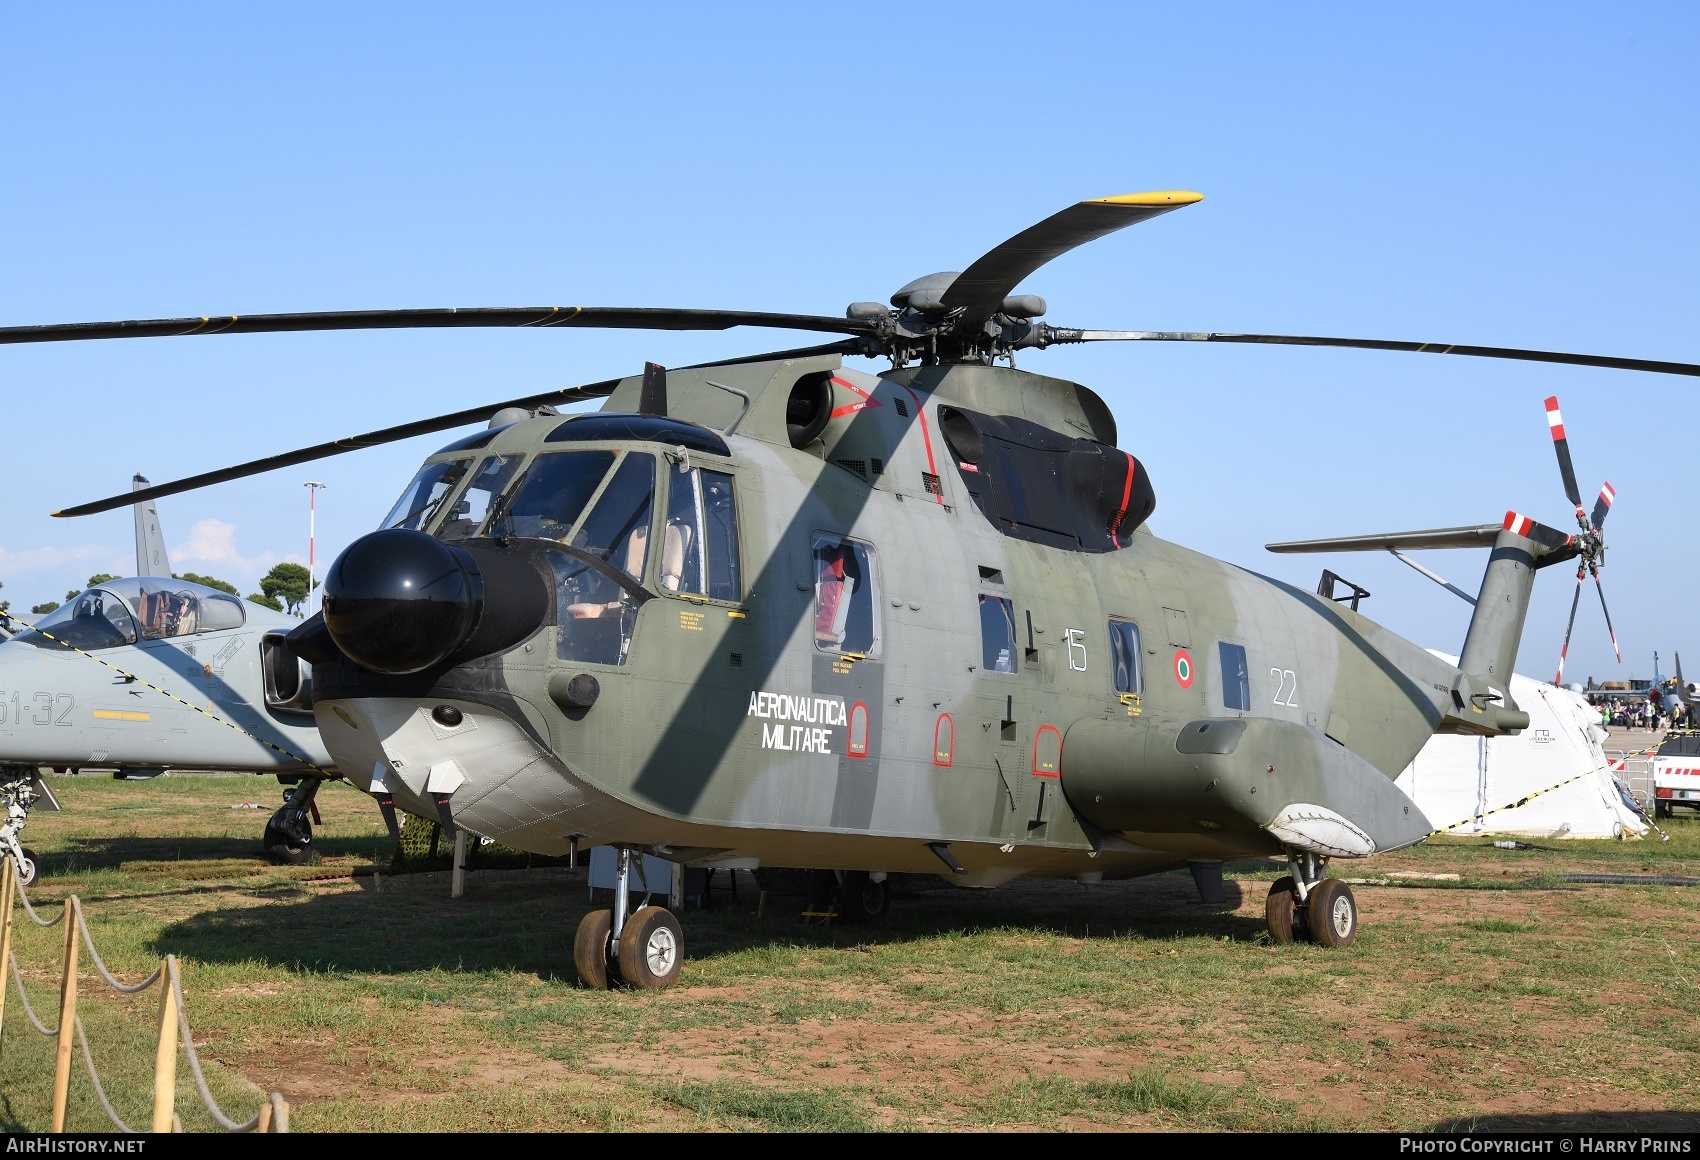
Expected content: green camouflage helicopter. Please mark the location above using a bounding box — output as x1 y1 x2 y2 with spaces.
24 191 1700 989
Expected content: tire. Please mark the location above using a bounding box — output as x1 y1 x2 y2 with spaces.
573 909 614 989
1265 875 1303 943
15 849 38 888
263 818 312 865
1656 800 1672 819
617 905 684 990
1307 879 1358 948
837 871 890 924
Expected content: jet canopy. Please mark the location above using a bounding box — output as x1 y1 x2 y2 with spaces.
13 577 247 651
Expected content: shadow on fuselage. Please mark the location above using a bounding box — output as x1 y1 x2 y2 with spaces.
144 867 1255 980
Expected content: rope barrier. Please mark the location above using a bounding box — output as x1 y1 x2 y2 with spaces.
11 954 57 1036
74 902 162 995
0 856 290 1132
75 1016 137 1134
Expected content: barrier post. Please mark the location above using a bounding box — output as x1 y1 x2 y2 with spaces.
150 956 178 1132
50 897 79 1132
0 857 16 1049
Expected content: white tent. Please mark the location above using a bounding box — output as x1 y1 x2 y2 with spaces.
1396 654 1647 839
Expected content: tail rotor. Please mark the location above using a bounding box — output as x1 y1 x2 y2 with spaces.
1542 395 1619 684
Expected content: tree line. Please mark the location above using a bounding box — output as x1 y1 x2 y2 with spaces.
2 562 318 620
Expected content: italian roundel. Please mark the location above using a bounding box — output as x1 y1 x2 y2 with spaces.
1173 649 1194 688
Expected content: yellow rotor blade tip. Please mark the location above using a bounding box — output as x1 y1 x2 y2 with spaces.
1091 191 1204 206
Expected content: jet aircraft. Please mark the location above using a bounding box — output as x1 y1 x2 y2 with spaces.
0 476 338 880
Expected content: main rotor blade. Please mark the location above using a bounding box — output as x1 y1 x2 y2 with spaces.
0 306 871 347
1055 330 1700 378
1555 566 1584 685
1544 396 1583 512
940 192 1203 323
53 342 858 519
53 379 622 518
1592 568 1623 664
1590 481 1616 532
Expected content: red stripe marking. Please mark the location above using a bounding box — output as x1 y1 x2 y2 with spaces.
829 375 883 419
1109 452 1137 541
902 386 942 504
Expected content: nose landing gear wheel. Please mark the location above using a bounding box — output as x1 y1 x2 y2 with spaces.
263 816 312 864
617 905 683 990
1265 875 1306 944
15 849 39 888
1306 879 1358 948
573 909 614 989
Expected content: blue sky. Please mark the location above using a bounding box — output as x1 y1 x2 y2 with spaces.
1 3 1693 685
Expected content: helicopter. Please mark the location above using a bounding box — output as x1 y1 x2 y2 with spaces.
15 190 1699 988
0 475 339 879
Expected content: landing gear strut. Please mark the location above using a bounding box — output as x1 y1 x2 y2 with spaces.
1265 851 1358 948
0 767 54 888
264 778 323 864
574 847 684 990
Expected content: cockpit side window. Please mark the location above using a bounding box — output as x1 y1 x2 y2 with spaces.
382 458 472 532
661 465 742 601
979 595 1017 674
497 450 617 542
813 534 880 657
553 453 658 668
438 454 524 541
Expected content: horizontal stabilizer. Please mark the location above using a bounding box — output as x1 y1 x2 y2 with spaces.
1266 524 1501 554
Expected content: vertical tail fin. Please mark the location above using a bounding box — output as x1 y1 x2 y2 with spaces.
132 474 172 577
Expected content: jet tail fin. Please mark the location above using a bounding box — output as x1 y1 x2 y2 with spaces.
132 474 172 577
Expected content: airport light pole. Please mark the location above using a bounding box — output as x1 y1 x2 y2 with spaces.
304 482 326 619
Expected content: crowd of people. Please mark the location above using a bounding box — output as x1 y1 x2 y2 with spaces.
1591 692 1689 733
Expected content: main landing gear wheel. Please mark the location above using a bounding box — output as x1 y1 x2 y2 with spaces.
837 871 890 924
263 779 322 865
1306 879 1358 948
263 816 312 864
1265 875 1306 944
618 905 684 989
574 909 614 990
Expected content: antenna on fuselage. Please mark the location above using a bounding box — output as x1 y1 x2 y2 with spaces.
132 473 172 577
639 362 668 417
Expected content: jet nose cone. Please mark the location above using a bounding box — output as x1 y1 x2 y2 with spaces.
322 530 481 674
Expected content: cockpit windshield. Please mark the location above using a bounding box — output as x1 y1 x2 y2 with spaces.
437 454 524 541
13 578 247 651
383 458 472 531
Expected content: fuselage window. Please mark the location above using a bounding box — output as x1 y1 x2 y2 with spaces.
662 466 742 601
979 594 1018 674
813 534 880 656
1220 641 1251 711
554 453 658 667
1109 619 1143 695
439 454 524 541
383 458 471 532
496 450 617 542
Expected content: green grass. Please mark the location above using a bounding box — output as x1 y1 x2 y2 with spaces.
0 773 1697 1131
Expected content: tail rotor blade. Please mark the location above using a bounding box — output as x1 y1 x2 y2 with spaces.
1544 396 1584 515
1555 566 1584 685
1590 481 1616 532
1590 567 1623 665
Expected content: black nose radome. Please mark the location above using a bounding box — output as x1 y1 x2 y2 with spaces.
322 530 481 674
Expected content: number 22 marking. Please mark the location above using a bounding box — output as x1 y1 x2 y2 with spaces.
1270 668 1299 708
